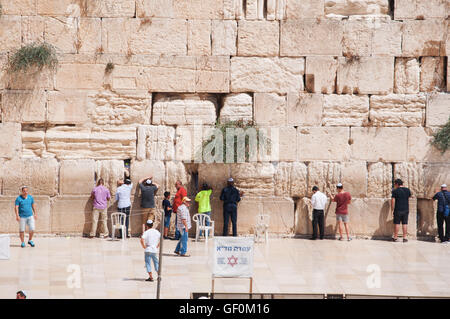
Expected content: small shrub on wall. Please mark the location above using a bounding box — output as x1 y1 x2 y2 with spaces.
8 42 58 73
431 116 450 154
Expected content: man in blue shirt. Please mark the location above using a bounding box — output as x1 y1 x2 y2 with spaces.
14 186 37 248
432 184 450 243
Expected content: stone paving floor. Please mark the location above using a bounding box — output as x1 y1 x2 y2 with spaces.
1 235 450 299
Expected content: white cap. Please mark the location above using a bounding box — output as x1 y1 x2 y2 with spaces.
442 184 447 188
227 177 234 182
146 179 152 185
146 219 153 225
336 183 343 187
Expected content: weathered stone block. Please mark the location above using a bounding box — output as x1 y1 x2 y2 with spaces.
307 162 341 198
351 127 407 162
211 20 237 56
417 199 437 238
394 58 420 94
219 93 253 124
131 160 166 195
175 125 214 163
337 56 394 94
137 125 175 161
287 93 323 126
2 158 58 196
1 0 37 15
87 0 136 17
420 57 445 92
423 164 450 198
285 0 324 19
238 20 279 56
96 160 128 196
395 0 448 19
188 20 211 56
78 18 102 53
369 94 426 127
198 163 230 197
143 58 196 93
341 161 367 198
21 16 45 45
426 93 450 127
2 90 46 124
402 20 446 57
275 127 298 162
254 93 287 126
172 0 224 19
22 130 46 158
195 56 230 93
165 161 190 195
47 90 90 124
349 199 395 238
230 163 275 196
0 123 22 159
60 160 96 195
0 196 50 233
50 196 92 235
56 64 105 89
274 162 308 198
394 162 425 198
407 127 450 163
280 19 343 56
37 0 78 16
44 17 77 53
325 0 389 16
323 94 369 126
5 67 55 91
0 16 22 53
342 19 373 57
298 127 350 161
367 162 392 198
371 20 402 56
231 57 304 93
305 56 337 94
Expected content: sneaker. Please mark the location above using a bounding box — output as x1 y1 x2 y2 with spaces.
145 277 154 282
174 251 180 255
347 237 352 241
28 240 35 247
403 238 408 243
21 242 25 248
392 238 398 242
338 237 344 241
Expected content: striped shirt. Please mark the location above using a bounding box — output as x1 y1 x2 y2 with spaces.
176 204 192 232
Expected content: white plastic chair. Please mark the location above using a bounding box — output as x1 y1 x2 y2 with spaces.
111 213 127 240
193 213 215 244
254 214 270 243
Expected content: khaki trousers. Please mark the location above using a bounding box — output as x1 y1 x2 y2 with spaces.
90 208 109 237
142 207 161 232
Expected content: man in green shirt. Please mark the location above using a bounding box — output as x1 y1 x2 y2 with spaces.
195 183 212 237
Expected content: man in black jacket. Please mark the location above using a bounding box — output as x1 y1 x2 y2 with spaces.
220 178 243 236
432 184 450 243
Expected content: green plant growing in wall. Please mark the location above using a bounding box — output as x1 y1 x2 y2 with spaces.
105 62 115 74
8 42 58 73
431 116 450 154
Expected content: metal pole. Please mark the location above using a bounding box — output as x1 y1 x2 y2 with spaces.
156 210 164 299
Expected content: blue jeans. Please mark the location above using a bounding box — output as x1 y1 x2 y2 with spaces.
174 215 180 239
145 252 159 273
223 205 237 236
199 212 211 237
175 229 188 255
164 214 171 228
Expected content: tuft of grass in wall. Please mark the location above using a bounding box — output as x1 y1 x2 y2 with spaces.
0 3 3 17
8 42 58 73
105 62 114 74
431 116 450 154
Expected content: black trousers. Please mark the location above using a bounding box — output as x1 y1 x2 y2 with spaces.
437 211 449 242
223 206 238 237
118 206 130 238
312 209 324 239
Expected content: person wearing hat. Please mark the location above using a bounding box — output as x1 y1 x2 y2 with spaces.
140 219 160 282
331 183 352 241
391 178 412 242
195 183 213 237
139 176 159 235
16 290 27 299
115 178 133 238
220 178 243 237
15 186 37 248
432 184 450 243
310 186 328 240
174 197 192 257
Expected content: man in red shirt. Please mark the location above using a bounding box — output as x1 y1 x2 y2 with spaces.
172 180 187 240
332 183 352 241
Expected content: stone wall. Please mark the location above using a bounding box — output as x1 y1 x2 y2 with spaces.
0 0 449 239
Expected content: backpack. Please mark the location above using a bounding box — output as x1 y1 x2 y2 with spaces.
443 191 450 217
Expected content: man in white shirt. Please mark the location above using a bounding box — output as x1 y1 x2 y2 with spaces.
115 178 133 238
140 220 160 282
310 186 328 240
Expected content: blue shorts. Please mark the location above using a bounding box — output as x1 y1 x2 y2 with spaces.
164 215 171 228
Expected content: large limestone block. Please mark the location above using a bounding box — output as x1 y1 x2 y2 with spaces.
211 20 237 56
322 94 369 126
342 19 374 57
0 196 51 233
2 90 46 124
2 158 58 196
417 199 437 238
88 89 152 126
223 0 245 20
96 160 128 196
336 56 394 94
22 130 46 158
369 94 426 127
371 20 402 56
280 19 343 56
195 56 230 93
109 65 145 91
402 20 446 57
285 0 324 19
426 93 450 127
394 58 420 94
395 0 448 19
131 160 166 196
0 123 22 159
230 163 275 196
37 0 81 16
78 18 102 53
175 125 214 163
420 57 445 92
287 93 323 126
254 93 287 126
86 0 136 17
407 127 450 163
305 56 337 94
351 127 407 161
60 160 96 195
5 66 55 91
423 164 450 199
137 125 175 161
324 0 389 16
152 94 217 126
51 196 93 235
219 93 253 124
231 57 304 93
188 20 211 56
272 126 298 162
298 127 351 161
145 59 196 93
47 90 90 124
21 16 45 45
136 0 223 19
165 161 190 195
294 197 313 235
349 199 395 238
341 161 367 198
237 20 279 56
0 16 22 53
136 0 174 18
307 162 341 198
198 163 230 197
46 126 136 159
274 162 308 198
393 162 425 198
367 162 392 198
56 64 105 89
44 17 78 53
101 18 133 54
1 0 37 15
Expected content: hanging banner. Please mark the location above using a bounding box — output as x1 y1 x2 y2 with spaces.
212 236 254 278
